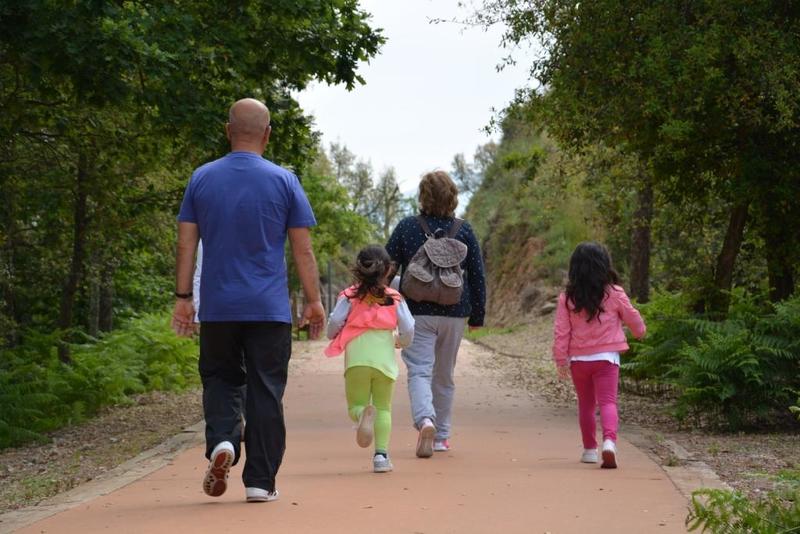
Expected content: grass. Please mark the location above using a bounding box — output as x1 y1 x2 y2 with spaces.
7 457 82 505
465 325 520 341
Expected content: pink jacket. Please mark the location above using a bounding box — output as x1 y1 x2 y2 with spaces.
552 285 646 366
324 287 401 358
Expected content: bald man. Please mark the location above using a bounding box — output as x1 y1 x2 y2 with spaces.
173 98 325 503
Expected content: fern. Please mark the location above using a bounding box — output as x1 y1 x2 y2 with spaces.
625 293 800 430
0 311 198 450
687 488 800 533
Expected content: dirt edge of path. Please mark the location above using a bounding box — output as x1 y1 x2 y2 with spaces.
0 420 204 533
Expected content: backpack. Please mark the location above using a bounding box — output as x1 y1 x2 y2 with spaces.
401 216 468 305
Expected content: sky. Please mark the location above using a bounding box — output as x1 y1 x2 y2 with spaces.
295 0 533 195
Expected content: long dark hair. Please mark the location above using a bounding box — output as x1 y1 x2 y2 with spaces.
350 245 394 301
565 242 620 322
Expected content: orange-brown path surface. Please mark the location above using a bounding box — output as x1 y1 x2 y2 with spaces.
13 340 688 533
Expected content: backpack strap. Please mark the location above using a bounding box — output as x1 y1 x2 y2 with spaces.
417 215 464 238
447 218 464 238
416 215 434 236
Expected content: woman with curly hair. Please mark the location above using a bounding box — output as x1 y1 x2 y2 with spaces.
386 170 486 458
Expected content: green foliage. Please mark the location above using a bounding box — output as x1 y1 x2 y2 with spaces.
687 488 800 533
625 292 800 430
0 1 384 356
464 325 519 341
474 0 800 312
623 291 697 380
0 312 198 449
465 115 610 288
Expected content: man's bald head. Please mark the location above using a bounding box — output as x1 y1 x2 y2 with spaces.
228 98 270 140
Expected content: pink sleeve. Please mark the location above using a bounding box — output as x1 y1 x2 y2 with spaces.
552 293 571 366
616 288 646 339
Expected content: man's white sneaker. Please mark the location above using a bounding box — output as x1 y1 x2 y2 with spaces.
356 405 376 448
202 441 235 497
246 487 279 503
601 439 617 469
416 418 435 458
581 448 598 463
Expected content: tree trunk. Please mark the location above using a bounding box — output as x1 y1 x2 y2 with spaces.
1 202 19 346
629 172 653 303
57 153 89 363
1 253 18 347
764 226 795 302
99 263 115 332
87 275 100 337
767 257 794 302
707 202 749 315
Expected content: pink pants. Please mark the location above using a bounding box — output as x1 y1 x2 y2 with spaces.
570 360 619 449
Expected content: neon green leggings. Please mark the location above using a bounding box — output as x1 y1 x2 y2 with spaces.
344 366 395 453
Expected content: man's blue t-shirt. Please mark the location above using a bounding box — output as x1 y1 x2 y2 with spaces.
177 152 316 323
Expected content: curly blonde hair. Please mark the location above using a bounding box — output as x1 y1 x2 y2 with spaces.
418 170 458 218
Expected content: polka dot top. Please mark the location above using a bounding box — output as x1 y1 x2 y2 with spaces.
385 215 486 326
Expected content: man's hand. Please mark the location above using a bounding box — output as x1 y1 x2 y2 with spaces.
171 299 196 338
299 300 325 340
557 364 571 381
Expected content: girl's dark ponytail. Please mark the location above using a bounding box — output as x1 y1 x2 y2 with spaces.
350 245 394 301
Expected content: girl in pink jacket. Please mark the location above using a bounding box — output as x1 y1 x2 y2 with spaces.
552 242 646 468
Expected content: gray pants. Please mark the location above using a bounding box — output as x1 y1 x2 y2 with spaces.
401 315 466 440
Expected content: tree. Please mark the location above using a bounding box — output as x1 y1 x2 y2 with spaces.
329 142 376 214
369 167 404 241
0 1 384 359
477 0 800 311
451 142 498 194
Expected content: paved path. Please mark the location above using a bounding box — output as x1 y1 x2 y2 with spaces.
11 340 688 533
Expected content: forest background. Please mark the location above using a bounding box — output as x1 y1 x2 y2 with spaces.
1 2 799 528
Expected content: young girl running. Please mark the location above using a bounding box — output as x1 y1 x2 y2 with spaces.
552 242 646 469
326 245 415 473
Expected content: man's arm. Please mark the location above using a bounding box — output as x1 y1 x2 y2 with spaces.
172 222 199 337
288 227 325 339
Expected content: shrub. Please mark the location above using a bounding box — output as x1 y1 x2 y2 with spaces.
687 488 800 533
624 292 800 430
623 291 697 381
0 312 198 449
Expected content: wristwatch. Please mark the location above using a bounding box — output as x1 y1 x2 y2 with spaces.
175 291 193 300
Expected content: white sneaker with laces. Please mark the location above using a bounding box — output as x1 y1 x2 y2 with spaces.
202 441 235 497
246 487 279 503
415 418 435 458
581 448 598 463
373 453 393 473
601 439 617 468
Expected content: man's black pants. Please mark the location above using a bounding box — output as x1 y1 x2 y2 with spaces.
199 321 291 492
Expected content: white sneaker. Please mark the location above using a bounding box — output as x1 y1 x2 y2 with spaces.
433 439 450 452
246 487 279 503
415 418 435 458
356 405 376 448
601 439 617 469
202 441 235 497
581 448 598 463
373 453 394 473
